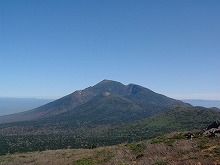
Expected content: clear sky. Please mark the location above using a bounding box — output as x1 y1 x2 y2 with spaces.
0 0 220 100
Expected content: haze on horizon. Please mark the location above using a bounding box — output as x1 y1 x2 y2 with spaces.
0 0 220 100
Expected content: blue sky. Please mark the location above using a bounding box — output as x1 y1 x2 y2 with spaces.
0 0 220 100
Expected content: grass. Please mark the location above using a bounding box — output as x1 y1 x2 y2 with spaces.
76 158 94 165
0 131 219 165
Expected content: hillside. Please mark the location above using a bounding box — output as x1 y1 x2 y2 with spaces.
0 106 220 156
0 131 220 165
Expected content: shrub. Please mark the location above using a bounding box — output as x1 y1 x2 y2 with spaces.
76 158 94 165
154 161 168 165
136 154 144 159
212 147 220 156
128 143 145 152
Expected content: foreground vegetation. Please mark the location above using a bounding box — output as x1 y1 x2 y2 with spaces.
0 108 220 156
0 131 220 165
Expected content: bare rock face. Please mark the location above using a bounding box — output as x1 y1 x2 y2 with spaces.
103 92 110 97
204 121 220 137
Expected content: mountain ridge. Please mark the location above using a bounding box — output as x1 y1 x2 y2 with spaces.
0 79 190 124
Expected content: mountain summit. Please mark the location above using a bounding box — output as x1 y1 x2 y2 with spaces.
0 80 190 124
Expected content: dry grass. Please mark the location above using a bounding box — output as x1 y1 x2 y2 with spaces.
0 132 220 165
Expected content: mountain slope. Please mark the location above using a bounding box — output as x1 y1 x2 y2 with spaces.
104 106 220 142
0 80 190 124
0 106 220 156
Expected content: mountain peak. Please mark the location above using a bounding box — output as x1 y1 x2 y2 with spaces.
99 79 116 84
94 79 125 88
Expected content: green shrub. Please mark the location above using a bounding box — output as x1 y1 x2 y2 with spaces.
154 161 168 165
76 158 94 165
150 138 163 144
212 147 220 156
128 143 145 152
136 154 144 159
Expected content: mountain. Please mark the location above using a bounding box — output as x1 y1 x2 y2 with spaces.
0 79 189 124
1 80 220 156
0 98 53 116
183 99 220 109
